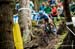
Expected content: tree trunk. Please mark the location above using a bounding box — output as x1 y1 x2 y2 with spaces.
19 0 32 47
33 0 39 11
0 0 15 49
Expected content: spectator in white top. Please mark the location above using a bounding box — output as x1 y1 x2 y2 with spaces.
57 4 64 17
30 0 34 10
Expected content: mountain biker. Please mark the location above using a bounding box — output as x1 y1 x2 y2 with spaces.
38 11 55 34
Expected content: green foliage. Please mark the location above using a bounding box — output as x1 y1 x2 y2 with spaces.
32 20 37 27
55 32 68 49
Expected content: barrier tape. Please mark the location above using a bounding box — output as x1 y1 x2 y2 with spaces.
66 26 75 36
66 22 73 25
18 8 31 11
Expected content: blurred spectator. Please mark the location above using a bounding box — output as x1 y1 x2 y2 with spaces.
39 2 46 11
31 10 38 21
30 0 34 10
69 1 75 12
44 3 52 14
51 4 58 22
51 4 57 17
57 0 63 6
15 2 20 11
48 0 56 5
57 4 64 17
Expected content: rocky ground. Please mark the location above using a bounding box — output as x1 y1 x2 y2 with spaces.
24 18 67 49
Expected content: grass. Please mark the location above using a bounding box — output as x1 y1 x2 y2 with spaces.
54 17 68 49
54 31 68 49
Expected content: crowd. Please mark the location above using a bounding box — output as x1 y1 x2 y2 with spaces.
31 0 64 35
